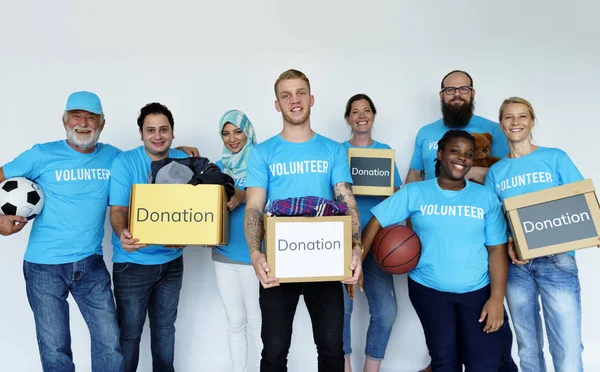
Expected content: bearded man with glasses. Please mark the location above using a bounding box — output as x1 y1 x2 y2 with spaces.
406 70 509 185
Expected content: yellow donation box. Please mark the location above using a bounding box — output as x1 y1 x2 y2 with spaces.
128 184 230 246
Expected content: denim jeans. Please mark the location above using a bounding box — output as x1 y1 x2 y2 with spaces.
113 256 184 372
506 254 584 372
342 252 397 360
23 254 123 372
259 281 344 372
409 278 502 372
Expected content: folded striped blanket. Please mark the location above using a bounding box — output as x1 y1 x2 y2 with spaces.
267 196 348 217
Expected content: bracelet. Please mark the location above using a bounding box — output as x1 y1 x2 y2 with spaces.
353 241 364 255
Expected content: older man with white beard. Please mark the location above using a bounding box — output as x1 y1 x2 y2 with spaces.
0 91 124 372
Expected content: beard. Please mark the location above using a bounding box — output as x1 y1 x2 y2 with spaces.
441 98 474 128
66 125 101 150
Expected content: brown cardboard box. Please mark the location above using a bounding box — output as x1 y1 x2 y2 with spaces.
347 148 395 196
128 184 229 246
264 215 352 283
504 179 600 260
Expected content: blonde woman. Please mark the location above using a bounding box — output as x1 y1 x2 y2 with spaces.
485 97 585 372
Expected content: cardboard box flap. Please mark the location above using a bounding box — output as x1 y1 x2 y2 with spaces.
347 147 395 159
504 179 596 211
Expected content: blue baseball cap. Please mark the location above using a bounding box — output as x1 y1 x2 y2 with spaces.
65 91 103 114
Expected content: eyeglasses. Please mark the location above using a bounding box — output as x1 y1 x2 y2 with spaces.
441 86 473 95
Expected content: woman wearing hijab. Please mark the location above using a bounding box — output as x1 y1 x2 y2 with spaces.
213 109 261 372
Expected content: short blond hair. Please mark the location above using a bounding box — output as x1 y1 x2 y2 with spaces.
499 97 536 121
274 69 311 97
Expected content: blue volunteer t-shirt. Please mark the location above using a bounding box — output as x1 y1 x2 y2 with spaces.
3 140 120 264
410 115 509 179
485 147 584 257
213 159 250 264
371 179 507 293
246 133 353 202
341 140 403 229
109 146 187 264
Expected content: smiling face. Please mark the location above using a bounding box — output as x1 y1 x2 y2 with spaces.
440 71 475 108
346 99 375 135
140 113 174 160
274 78 314 126
437 136 474 180
500 102 535 144
63 110 105 152
439 72 476 128
221 122 248 153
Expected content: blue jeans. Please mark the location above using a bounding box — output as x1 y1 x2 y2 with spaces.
342 252 397 360
23 254 123 372
113 256 184 372
506 254 584 372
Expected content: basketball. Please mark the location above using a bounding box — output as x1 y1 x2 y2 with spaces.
371 224 421 275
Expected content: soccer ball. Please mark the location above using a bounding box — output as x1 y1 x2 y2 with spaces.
0 177 45 220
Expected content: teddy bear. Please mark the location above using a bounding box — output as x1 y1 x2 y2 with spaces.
471 132 501 168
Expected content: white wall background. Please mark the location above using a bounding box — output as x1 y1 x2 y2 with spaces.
1 0 599 371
